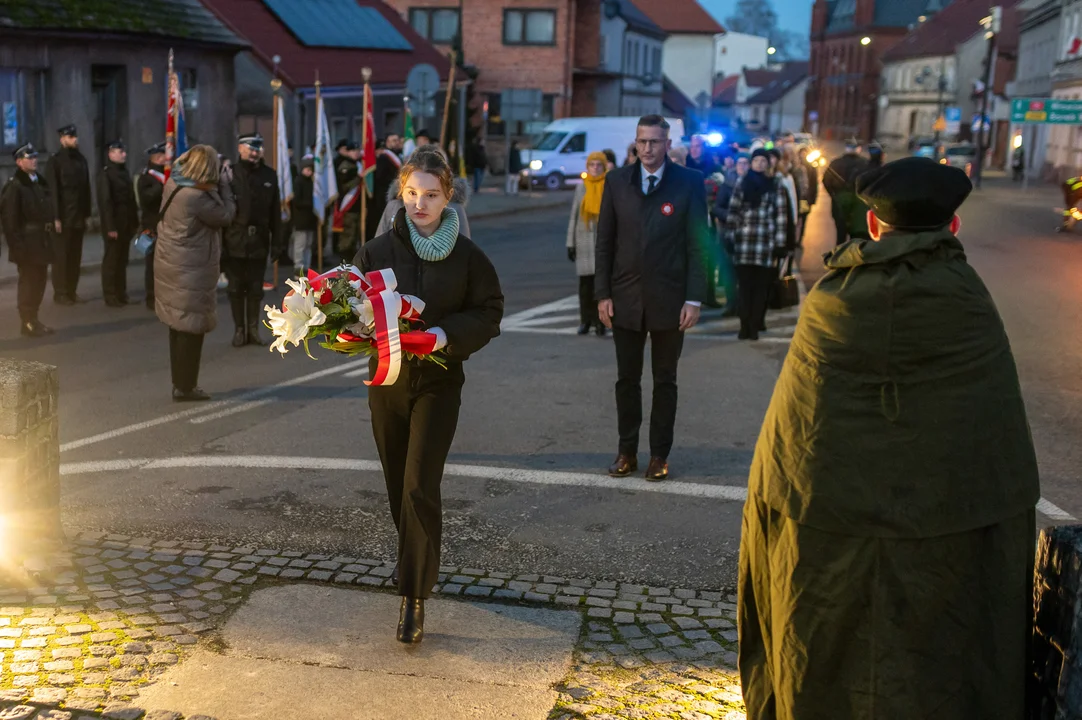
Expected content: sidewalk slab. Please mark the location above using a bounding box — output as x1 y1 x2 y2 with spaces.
133 585 579 719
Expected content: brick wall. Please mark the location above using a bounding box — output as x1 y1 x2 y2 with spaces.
1030 525 1082 719
0 359 61 569
384 0 573 120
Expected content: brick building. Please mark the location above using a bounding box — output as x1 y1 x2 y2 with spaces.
385 0 575 137
807 0 950 141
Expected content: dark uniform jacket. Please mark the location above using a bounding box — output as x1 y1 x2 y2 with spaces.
367 152 399 241
595 160 710 332
0 170 54 266
335 154 361 216
45 147 91 229
96 161 138 238
353 208 503 363
225 159 282 259
136 163 167 232
291 173 317 232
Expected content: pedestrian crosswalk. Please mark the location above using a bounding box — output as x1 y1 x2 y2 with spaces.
502 295 802 343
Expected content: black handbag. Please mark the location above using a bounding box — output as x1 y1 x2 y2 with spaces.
134 186 182 256
769 254 800 310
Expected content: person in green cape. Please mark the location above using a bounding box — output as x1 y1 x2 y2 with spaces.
738 156 1040 720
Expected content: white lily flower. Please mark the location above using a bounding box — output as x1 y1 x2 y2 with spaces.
264 278 328 355
347 295 375 328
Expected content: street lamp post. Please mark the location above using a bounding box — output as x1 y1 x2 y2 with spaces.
973 6 1002 189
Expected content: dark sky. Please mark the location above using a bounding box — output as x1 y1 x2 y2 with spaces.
699 0 813 36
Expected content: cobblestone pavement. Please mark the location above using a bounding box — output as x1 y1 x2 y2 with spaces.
0 532 745 719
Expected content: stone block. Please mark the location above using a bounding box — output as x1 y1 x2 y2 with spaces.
1031 525 1082 720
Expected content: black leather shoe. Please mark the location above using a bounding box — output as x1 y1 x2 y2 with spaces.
104 297 124 308
246 324 267 347
232 327 247 348
173 387 211 402
645 456 669 482
608 454 638 477
577 323 590 335
396 597 424 644
54 295 75 307
391 564 399 587
595 325 607 337
20 321 52 338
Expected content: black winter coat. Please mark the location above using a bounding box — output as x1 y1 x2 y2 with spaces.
595 161 710 332
335 154 361 216
45 147 91 228
225 160 282 259
1 170 54 266
367 152 399 240
97 162 138 237
291 173 318 232
136 164 167 232
353 208 503 363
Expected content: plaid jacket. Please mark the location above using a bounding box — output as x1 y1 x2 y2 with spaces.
725 176 788 267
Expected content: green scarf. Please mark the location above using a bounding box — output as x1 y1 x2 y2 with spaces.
405 208 459 262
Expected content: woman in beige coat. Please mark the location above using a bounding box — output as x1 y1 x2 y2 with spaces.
566 152 608 336
154 145 235 401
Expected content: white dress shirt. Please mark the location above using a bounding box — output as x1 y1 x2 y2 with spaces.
641 163 700 308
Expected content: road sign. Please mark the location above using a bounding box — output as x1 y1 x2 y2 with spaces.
933 115 946 132
406 63 440 100
972 113 991 133
1011 97 1082 124
945 106 961 135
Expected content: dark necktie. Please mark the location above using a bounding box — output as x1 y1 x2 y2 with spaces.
647 175 657 195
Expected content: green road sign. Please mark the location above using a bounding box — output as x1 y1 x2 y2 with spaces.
1011 97 1082 124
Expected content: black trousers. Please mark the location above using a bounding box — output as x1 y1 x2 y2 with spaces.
735 265 774 340
223 257 266 326
368 362 465 599
17 264 48 323
612 326 684 460
145 248 156 303
168 328 204 392
831 206 848 247
52 224 85 298
578 275 598 326
101 228 132 301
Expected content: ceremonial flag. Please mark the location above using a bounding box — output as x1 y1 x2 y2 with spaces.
402 105 416 158
361 82 376 196
164 49 188 180
312 92 338 222
275 93 293 219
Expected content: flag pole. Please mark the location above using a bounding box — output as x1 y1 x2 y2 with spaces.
166 48 175 177
361 67 372 248
440 50 457 150
271 72 282 287
315 70 323 272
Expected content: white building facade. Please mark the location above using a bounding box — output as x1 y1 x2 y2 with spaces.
1048 0 1082 179
595 0 666 117
1009 0 1060 180
663 34 719 107
714 31 769 79
877 55 958 146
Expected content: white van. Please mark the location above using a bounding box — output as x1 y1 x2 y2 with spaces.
520 116 686 191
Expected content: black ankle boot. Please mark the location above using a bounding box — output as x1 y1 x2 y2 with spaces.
396 597 424 644
246 298 267 346
230 296 246 348
232 326 247 348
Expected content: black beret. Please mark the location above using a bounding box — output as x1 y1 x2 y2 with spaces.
857 157 972 231
346 140 359 151
107 139 125 150
13 143 37 160
57 124 77 137
146 141 168 156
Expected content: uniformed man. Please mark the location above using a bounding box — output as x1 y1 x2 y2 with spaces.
739 157 1038 719
0 144 55 336
225 133 281 348
136 142 168 310
96 139 138 307
368 139 401 242
823 139 870 246
333 140 361 261
44 124 91 305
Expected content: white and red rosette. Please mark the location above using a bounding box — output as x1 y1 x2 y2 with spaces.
307 266 436 387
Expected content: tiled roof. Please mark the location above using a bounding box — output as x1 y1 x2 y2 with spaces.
743 68 778 88
712 74 740 104
201 0 455 89
663 75 695 115
633 0 724 35
881 0 1022 62
0 0 245 45
618 0 666 39
746 62 809 105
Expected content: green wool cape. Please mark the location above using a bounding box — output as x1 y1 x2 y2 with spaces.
738 230 1040 720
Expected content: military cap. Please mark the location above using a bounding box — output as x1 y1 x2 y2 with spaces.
856 156 972 231
57 124 77 137
335 139 350 151
146 141 168 156
238 132 264 148
107 139 126 150
300 155 315 169
844 137 861 151
12 143 37 160
345 140 359 151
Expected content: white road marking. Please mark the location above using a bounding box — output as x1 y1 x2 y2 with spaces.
60 455 749 502
502 296 579 327
190 399 278 424
56 454 1079 521
342 369 369 379
60 359 368 453
511 314 583 328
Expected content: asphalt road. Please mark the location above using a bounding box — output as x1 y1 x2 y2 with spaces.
5 177 1080 594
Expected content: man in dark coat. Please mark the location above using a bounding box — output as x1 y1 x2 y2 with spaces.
96 140 138 307
225 133 282 348
45 124 91 305
823 139 869 246
595 114 709 481
290 157 318 271
738 157 1040 719
366 142 401 244
1 144 56 336
137 142 168 310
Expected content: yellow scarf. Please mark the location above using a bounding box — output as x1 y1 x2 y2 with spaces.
580 151 608 226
